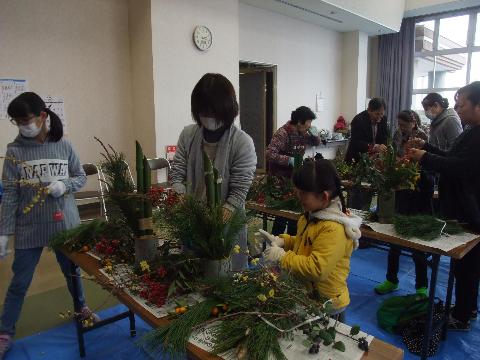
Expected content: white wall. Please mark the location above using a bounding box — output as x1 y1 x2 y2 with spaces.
323 0 405 31
128 0 156 159
0 0 134 190
239 3 343 136
150 0 239 167
341 31 369 124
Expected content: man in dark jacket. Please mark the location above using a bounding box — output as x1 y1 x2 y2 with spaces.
409 81 480 331
345 98 389 164
345 98 389 212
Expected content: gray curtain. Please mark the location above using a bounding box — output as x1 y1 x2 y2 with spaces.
377 17 416 133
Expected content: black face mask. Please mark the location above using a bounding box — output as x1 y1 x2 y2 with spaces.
203 125 227 143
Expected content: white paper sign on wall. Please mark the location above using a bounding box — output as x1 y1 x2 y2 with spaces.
0 79 28 120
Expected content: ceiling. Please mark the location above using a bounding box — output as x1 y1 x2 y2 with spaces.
240 0 398 35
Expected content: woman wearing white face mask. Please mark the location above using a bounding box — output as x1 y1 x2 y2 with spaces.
0 92 99 358
421 93 462 152
170 73 257 271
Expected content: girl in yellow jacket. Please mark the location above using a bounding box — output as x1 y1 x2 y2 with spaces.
261 159 362 320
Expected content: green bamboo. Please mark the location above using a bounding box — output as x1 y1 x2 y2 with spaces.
294 153 303 169
213 167 221 206
203 151 216 209
143 156 153 235
135 141 144 236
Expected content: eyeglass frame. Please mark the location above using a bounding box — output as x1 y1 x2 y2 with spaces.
9 115 38 126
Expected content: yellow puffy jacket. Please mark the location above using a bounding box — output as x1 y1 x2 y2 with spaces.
280 214 353 310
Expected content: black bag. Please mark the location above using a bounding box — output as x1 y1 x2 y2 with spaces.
401 300 444 357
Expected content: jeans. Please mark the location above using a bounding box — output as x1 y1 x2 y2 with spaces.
0 247 86 336
386 246 428 289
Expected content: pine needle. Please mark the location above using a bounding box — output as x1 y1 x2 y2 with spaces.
393 215 464 241
141 299 218 358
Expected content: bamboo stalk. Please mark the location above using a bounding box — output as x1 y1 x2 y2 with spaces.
143 156 153 236
294 153 303 169
213 167 221 206
203 151 216 209
136 141 144 236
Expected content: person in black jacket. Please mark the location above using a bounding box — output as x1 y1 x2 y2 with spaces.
345 98 389 212
409 81 480 331
345 98 389 164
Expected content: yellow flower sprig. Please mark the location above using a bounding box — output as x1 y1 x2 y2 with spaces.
140 260 150 272
1 156 50 214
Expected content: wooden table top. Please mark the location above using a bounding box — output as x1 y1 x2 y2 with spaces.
65 251 403 360
246 202 480 260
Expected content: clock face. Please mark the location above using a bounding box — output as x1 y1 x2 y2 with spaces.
193 26 212 51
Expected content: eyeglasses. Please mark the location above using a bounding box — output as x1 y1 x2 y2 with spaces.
10 115 37 126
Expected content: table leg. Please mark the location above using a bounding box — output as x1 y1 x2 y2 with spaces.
442 258 456 339
71 261 86 357
262 213 268 252
421 254 440 360
129 310 136 337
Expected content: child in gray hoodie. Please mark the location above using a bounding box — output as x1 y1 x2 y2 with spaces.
0 92 99 358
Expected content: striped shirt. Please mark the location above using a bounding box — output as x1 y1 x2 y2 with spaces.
0 135 86 249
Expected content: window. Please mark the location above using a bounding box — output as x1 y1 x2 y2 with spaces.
412 7 480 124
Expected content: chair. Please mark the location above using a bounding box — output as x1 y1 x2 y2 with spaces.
76 163 108 222
123 160 136 188
147 158 171 188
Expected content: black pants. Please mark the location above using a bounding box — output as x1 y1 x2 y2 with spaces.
452 242 480 322
271 217 297 236
386 246 428 289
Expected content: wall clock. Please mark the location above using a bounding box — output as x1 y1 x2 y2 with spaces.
193 25 212 51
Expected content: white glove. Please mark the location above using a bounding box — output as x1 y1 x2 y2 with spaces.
263 245 286 265
48 181 67 198
0 235 9 259
258 229 285 247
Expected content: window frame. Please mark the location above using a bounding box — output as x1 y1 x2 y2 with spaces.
412 6 480 97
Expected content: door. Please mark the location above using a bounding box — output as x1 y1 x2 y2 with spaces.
239 71 266 170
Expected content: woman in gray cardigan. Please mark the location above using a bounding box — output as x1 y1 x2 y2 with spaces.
170 73 257 271
422 93 462 151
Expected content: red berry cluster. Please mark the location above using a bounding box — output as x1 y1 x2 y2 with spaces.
95 237 120 255
147 187 180 209
334 115 347 131
138 272 170 306
147 186 165 207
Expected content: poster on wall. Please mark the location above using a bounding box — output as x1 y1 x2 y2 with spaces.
43 95 67 134
0 79 28 120
166 145 177 161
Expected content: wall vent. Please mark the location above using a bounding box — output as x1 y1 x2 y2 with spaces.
273 0 343 23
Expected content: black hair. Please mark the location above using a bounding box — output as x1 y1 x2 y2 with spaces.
290 106 316 125
411 110 422 128
191 73 238 128
456 81 480 107
7 92 63 142
368 98 386 111
422 93 449 109
397 110 420 128
292 159 347 213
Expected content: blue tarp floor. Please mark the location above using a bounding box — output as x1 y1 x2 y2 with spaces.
4 247 480 359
